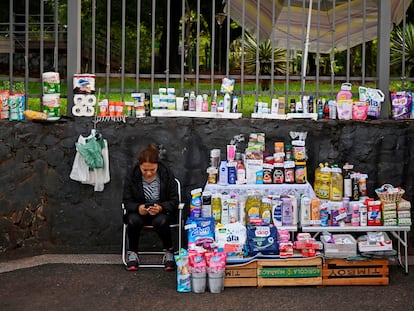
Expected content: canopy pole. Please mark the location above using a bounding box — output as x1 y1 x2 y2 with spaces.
301 0 313 101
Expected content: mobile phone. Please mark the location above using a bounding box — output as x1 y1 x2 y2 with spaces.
145 203 152 209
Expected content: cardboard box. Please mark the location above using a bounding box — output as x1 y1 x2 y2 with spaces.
321 234 357 258
358 232 393 252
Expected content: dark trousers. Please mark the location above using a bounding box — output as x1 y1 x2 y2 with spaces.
126 212 173 252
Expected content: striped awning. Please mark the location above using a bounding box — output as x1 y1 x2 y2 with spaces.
224 0 411 54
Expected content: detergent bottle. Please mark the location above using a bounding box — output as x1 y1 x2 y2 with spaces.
313 163 324 198
330 165 343 201
318 163 331 200
337 83 352 101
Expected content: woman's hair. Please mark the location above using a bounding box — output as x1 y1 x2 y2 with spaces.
138 143 159 165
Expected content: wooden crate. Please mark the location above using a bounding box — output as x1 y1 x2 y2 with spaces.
224 261 257 287
257 257 323 287
322 258 389 286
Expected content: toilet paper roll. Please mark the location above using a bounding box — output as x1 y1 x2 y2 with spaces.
74 94 85 106
85 94 97 106
84 106 95 117
72 105 95 117
72 105 85 116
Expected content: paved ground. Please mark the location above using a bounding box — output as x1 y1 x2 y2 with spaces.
0 251 413 311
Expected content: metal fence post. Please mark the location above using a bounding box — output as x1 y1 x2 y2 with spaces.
67 0 82 116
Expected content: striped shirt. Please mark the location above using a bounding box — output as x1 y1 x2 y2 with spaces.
143 174 160 204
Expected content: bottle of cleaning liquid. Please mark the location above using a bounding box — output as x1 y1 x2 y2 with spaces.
330 165 343 201
260 198 272 225
336 82 352 101
211 192 222 223
313 163 324 198
245 191 261 224
318 163 331 200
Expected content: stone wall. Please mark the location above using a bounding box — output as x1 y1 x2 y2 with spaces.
0 117 413 254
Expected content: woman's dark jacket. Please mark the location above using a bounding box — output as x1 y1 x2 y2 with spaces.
122 162 179 218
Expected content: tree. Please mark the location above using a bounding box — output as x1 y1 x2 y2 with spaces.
390 23 414 78
242 33 287 91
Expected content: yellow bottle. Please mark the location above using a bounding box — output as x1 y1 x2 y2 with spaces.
330 165 343 201
318 163 331 200
313 163 324 198
211 193 222 223
260 198 272 225
245 191 261 224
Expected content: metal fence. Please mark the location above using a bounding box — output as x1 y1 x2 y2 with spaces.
0 0 412 116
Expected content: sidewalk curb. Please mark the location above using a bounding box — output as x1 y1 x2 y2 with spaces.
1 254 413 274
0 254 121 274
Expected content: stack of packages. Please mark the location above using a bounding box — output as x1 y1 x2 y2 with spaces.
397 200 412 226
382 202 398 226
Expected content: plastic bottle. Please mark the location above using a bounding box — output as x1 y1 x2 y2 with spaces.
183 92 189 111
236 160 246 184
317 99 324 119
323 98 329 119
282 197 293 226
318 163 331 200
351 175 360 201
231 95 238 113
223 92 231 113
195 94 203 112
211 90 218 112
260 198 272 225
313 163 323 198
358 173 367 197
189 91 196 111
218 160 228 185
337 82 352 101
227 162 237 185
202 94 209 112
211 192 222 223
290 99 296 113
245 191 261 224
343 163 353 198
330 165 343 201
300 196 311 227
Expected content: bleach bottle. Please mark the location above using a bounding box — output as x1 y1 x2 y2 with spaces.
337 83 352 101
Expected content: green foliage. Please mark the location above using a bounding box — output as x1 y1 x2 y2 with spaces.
391 23 414 77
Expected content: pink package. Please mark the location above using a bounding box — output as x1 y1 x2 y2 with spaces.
205 251 227 273
390 91 412 120
352 101 368 120
188 250 206 273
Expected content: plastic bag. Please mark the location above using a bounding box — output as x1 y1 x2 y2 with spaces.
247 224 279 256
75 137 104 169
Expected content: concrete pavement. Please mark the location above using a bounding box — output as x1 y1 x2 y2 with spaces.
0 252 413 311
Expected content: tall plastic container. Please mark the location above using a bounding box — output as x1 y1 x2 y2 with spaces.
336 82 352 101
244 191 261 224
330 165 343 201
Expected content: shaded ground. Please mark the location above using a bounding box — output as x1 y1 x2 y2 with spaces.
0 254 412 311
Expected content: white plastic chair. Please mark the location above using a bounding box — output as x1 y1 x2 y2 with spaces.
121 178 184 268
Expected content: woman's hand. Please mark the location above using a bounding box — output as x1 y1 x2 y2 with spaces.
138 204 149 215
147 203 163 216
